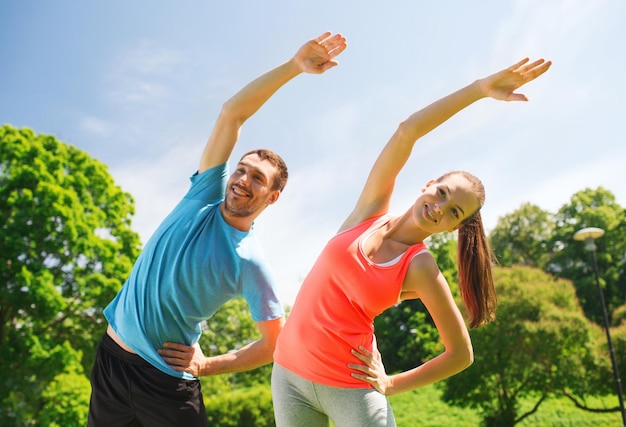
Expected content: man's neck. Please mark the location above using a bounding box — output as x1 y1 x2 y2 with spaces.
219 203 254 232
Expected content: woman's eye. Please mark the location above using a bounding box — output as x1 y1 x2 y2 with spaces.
439 188 446 198
452 208 459 218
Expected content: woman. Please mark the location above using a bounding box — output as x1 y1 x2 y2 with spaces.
271 57 552 427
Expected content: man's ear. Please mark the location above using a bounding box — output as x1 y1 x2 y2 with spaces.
266 190 281 206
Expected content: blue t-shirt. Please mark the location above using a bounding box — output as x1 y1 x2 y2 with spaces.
104 163 284 379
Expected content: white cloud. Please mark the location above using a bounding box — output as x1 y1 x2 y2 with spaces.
494 0 609 58
79 116 111 136
105 40 187 106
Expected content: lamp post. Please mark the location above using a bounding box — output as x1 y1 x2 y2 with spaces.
574 227 626 426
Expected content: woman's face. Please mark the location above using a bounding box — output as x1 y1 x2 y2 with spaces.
413 174 480 233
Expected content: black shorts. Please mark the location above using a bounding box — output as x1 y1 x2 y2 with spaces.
87 332 208 427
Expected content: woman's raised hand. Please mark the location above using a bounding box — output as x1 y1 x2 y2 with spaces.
478 57 552 102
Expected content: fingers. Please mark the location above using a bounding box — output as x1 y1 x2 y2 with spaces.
513 58 552 82
350 372 373 383
351 346 374 363
315 32 345 49
328 44 346 61
522 59 552 81
159 350 193 374
350 350 369 366
350 369 385 394
161 342 191 350
348 362 371 374
507 57 530 71
323 34 347 58
313 31 332 44
157 343 193 363
515 58 544 73
312 32 347 60
157 348 188 362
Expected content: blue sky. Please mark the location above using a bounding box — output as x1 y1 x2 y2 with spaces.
2 1 625 305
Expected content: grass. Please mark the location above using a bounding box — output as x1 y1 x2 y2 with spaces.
386 385 622 426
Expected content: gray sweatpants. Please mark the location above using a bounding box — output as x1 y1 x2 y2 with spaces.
271 363 396 427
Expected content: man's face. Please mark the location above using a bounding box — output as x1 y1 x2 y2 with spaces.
223 154 280 218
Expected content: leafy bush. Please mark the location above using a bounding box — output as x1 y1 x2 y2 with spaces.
38 371 91 427
205 384 275 427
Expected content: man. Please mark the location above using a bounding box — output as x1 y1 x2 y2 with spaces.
87 31 347 427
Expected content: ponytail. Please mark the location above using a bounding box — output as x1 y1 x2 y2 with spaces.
457 211 497 328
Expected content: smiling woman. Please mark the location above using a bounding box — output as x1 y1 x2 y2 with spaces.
271 57 552 427
419 172 483 232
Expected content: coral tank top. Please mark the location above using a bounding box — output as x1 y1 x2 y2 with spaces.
273 215 427 388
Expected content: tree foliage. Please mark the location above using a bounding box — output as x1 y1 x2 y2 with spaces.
0 125 141 425
489 203 555 269
200 297 275 393
441 266 607 427
488 188 626 327
205 385 275 427
375 299 441 374
547 187 626 324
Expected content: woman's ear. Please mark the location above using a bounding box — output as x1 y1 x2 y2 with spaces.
422 179 436 193
448 224 461 233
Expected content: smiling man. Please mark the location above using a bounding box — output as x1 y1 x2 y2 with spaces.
87 31 347 427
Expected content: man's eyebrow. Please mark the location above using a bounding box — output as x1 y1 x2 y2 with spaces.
238 160 270 180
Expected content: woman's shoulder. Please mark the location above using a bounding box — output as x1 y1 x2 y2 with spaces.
410 249 438 272
406 250 441 286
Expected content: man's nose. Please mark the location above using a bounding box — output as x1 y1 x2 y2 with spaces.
238 173 250 184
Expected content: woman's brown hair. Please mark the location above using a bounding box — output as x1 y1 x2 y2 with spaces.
438 171 497 328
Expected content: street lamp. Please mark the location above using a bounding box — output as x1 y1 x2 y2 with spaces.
574 227 626 426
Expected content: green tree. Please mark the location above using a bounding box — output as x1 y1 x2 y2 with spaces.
426 231 459 285
198 298 290 424
441 266 606 427
374 299 442 374
489 203 555 268
200 297 276 393
38 352 91 427
0 125 141 425
548 187 626 324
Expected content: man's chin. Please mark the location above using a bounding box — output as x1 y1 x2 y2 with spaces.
223 201 254 218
